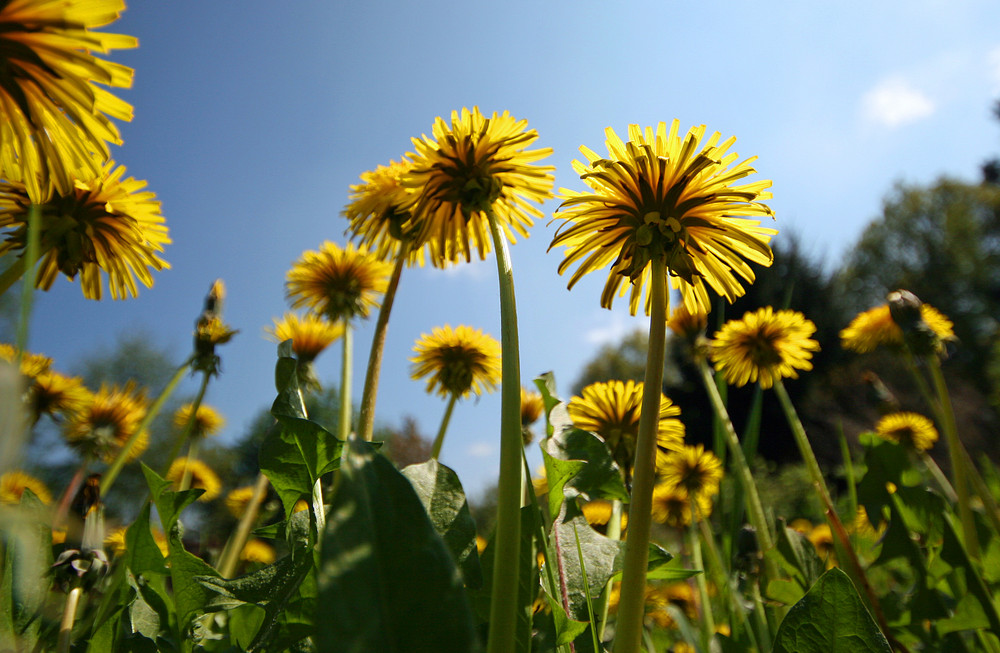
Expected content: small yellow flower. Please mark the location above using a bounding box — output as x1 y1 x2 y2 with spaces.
581 499 628 532
874 412 938 452
285 241 391 322
0 159 170 299
344 158 428 266
165 458 221 502
651 483 711 527
410 325 502 399
173 403 225 439
840 303 954 354
0 344 53 379
476 535 488 554
64 382 148 462
224 486 256 518
549 120 775 316
808 523 836 565
567 380 684 481
266 312 343 363
406 106 555 266
659 444 723 503
240 539 276 564
30 370 92 419
0 0 136 201
710 307 820 389
0 470 51 505
668 304 709 343
105 525 168 557
520 386 545 427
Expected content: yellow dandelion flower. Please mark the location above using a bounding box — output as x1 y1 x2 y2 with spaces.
240 539 276 565
840 303 954 354
549 120 776 316
0 343 52 378
788 518 813 535
581 499 614 526
668 303 709 343
808 523 836 565
64 382 148 462
405 106 555 266
165 457 221 502
874 412 938 452
292 499 309 513
105 525 168 557
476 535 488 554
520 386 544 427
651 483 712 527
0 0 136 202
173 403 225 439
0 470 51 505
344 158 429 265
659 444 723 502
410 324 502 399
30 370 92 418
0 159 169 299
709 307 820 389
224 485 256 518
567 380 684 481
266 312 343 363
285 241 391 322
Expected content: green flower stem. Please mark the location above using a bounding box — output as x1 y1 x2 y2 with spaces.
959 445 1000 539
357 246 407 442
52 458 91 530
596 499 623 641
918 451 958 503
178 439 200 492
15 204 41 355
484 206 525 653
217 471 270 578
57 584 83 653
0 255 27 298
430 393 457 460
612 256 667 653
161 369 211 476
100 357 192 497
926 355 980 560
696 361 775 557
688 510 715 649
698 517 759 650
338 321 353 441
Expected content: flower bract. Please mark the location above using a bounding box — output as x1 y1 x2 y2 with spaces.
410 324 502 399
709 307 820 389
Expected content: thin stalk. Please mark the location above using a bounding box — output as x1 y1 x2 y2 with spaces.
688 511 715 650
161 369 211 475
100 358 192 496
959 446 1000 538
838 425 858 519
918 451 958 503
57 585 83 653
596 499 623 641
612 256 667 653
698 517 758 651
338 321 353 441
357 246 407 442
485 207 525 653
178 439 200 492
430 393 457 460
15 205 41 354
52 458 91 530
217 472 270 578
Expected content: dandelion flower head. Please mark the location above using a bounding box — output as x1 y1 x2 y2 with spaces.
30 370 91 419
0 343 52 379
0 470 51 505
410 324 502 399
840 303 954 354
344 158 429 265
240 539 276 564
710 307 819 389
874 412 938 452
651 483 710 527
173 403 225 439
267 312 343 363
165 457 221 502
286 241 391 322
225 485 256 518
659 444 723 502
63 381 148 462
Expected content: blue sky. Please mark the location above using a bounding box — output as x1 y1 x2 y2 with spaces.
22 0 1000 497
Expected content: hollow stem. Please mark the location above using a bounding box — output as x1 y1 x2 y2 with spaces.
217 471 270 578
430 393 457 460
484 207 525 653
57 585 83 653
338 321 353 441
357 246 407 442
689 509 715 649
612 256 667 653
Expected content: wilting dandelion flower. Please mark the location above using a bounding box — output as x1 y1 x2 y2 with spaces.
406 106 555 266
550 120 776 316
173 403 225 440
344 158 429 265
567 380 684 481
286 241 390 322
0 0 136 201
659 444 723 503
709 307 820 389
0 470 51 505
410 325 502 399
840 302 954 354
240 539 276 564
64 382 148 462
874 412 938 452
165 458 221 502
267 312 342 363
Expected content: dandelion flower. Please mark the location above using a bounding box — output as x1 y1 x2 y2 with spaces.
520 386 544 427
173 403 225 439
30 370 91 419
165 457 221 502
0 0 136 201
659 444 723 503
406 106 555 266
567 380 684 481
651 484 710 527
0 159 169 299
105 525 168 557
266 312 342 363
840 303 954 354
64 382 148 462
0 470 51 505
874 412 938 452
285 241 390 322
709 307 819 389
410 324 502 399
224 485 256 518
240 539 276 564
344 158 428 265
550 120 776 316
0 343 52 378
808 523 835 564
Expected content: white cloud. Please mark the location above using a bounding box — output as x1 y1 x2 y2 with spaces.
862 78 935 127
582 312 639 346
440 256 489 279
466 441 495 458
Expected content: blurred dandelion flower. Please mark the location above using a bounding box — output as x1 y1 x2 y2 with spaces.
240 538 276 564
651 484 709 527
710 307 819 389
266 312 342 363
224 485 256 518
520 386 544 427
406 106 555 266
173 403 225 440
874 412 938 452
105 525 168 557
0 470 51 505
64 382 148 462
286 241 390 322
30 370 91 419
0 0 136 201
567 380 684 481
808 523 836 564
165 457 221 502
410 324 501 399
659 444 723 502
344 158 428 265
0 343 52 378
0 159 169 299
840 302 954 354
550 120 775 316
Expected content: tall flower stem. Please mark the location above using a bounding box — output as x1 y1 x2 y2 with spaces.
57 584 83 653
612 256 667 653
161 369 211 475
15 204 41 354
53 458 91 530
688 510 715 649
178 439 201 492
217 471 270 578
338 322 353 440
484 207 524 653
100 358 192 496
430 393 457 460
358 247 407 442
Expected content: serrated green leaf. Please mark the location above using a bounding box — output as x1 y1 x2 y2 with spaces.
773 567 892 653
229 603 267 650
126 503 169 577
542 589 590 645
259 414 343 517
551 513 623 622
544 428 629 506
316 437 479 652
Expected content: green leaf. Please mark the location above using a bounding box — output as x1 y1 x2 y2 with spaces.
551 513 623 622
0 489 52 650
534 372 575 439
125 503 169 577
316 437 479 652
542 589 590 645
229 604 267 650
768 521 825 591
773 567 892 653
401 459 483 589
544 428 629 506
260 409 343 518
